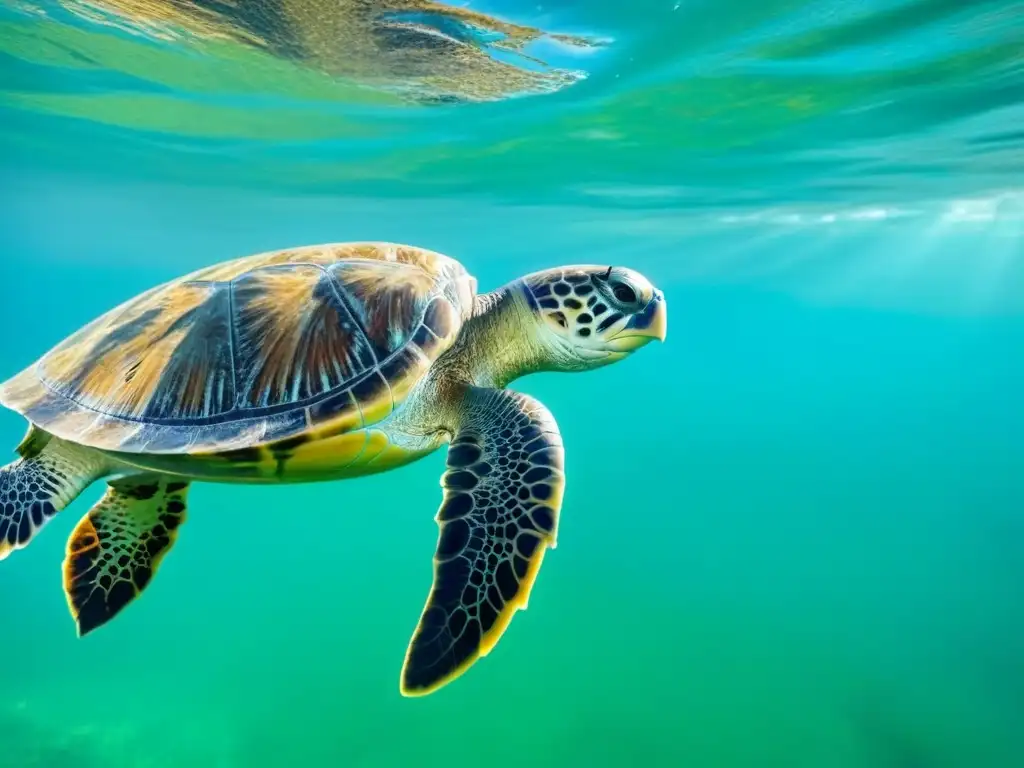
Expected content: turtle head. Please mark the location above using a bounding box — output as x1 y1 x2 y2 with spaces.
519 265 667 370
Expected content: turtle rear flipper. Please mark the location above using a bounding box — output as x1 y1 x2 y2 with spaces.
401 387 565 696
0 430 109 559
64 475 190 636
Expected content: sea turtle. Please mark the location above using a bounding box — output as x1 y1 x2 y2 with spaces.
0 241 666 696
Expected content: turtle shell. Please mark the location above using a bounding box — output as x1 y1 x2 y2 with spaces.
0 242 476 454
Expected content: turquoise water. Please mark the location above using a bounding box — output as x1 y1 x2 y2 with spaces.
1 1 1023 766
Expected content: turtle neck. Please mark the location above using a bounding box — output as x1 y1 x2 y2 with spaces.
444 282 549 390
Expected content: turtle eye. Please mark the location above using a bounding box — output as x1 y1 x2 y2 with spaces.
610 284 634 305
594 268 642 309
611 282 637 305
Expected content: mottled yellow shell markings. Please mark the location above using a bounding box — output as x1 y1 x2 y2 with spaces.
349 371 396 430
184 245 347 282
284 428 421 479
385 349 433 408
350 428 390 466
0 369 48 416
332 261 435 351
199 428 417 483
281 430 373 478
308 390 363 439
185 242 448 284
39 281 216 420
231 265 370 409
362 434 419 473
0 242 473 458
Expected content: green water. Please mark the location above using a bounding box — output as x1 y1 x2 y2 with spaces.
1 1 1023 766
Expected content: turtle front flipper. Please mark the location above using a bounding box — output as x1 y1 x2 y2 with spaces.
63 475 189 636
0 431 110 560
401 388 565 697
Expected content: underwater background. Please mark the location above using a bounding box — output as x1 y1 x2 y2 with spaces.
1 0 1022 765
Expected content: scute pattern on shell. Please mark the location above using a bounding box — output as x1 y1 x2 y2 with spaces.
0 243 472 454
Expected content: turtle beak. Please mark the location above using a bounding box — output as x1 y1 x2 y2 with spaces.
607 291 667 351
646 290 667 342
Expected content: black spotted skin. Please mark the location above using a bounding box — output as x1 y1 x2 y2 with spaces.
521 266 636 341
401 387 565 696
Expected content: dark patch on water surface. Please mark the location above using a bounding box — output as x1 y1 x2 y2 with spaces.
73 0 605 103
